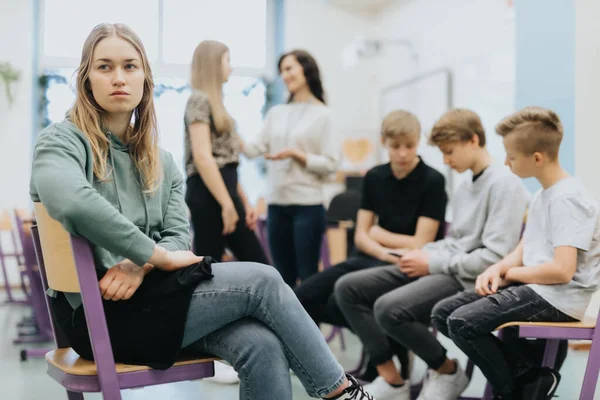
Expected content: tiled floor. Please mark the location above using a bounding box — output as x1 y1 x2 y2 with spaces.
1 293 598 399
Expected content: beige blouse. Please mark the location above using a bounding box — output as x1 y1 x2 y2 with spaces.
243 102 339 205
184 90 240 177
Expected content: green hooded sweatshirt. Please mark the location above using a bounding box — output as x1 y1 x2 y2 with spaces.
30 119 190 308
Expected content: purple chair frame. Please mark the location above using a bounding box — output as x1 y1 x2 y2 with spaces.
0 212 28 304
30 224 216 399
12 213 53 352
483 320 600 400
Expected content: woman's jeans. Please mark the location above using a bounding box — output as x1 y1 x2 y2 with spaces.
267 204 326 287
181 262 346 400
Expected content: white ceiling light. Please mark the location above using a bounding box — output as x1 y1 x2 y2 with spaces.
342 34 418 69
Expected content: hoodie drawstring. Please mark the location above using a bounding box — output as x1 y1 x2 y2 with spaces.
108 135 150 236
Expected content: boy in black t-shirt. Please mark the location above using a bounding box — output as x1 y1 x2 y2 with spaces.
294 110 447 373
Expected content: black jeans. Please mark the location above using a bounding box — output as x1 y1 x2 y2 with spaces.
294 256 412 376
294 252 386 326
185 166 268 264
267 204 326 287
335 266 463 367
431 286 577 396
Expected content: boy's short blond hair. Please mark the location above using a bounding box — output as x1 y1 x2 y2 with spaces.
381 110 421 141
495 106 563 160
429 109 486 147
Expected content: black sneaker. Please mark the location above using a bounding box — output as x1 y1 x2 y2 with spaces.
519 367 561 400
328 374 375 400
354 361 378 383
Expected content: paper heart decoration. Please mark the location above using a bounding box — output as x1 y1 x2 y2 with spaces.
342 138 373 164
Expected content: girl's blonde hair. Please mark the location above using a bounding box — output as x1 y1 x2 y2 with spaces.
69 23 161 193
190 40 233 134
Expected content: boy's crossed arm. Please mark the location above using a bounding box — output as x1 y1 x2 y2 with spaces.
368 216 441 251
354 209 439 263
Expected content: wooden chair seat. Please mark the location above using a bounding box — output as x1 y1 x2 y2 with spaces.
46 348 220 376
496 317 597 331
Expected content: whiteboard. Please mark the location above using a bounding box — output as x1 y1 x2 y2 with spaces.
379 69 454 192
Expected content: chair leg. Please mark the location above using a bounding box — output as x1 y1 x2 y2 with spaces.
579 337 600 400
465 358 475 381
482 382 494 400
338 328 346 351
541 339 560 368
66 390 84 400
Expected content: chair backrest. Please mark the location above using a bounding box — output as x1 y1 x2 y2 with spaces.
0 210 13 232
33 203 81 293
13 209 37 270
327 190 362 223
14 208 34 238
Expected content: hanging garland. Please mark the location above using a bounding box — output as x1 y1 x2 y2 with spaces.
38 73 68 130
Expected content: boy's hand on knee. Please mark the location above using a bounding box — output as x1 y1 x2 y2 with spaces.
476 265 510 296
398 249 430 277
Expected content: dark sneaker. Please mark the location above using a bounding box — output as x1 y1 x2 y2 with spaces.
519 367 560 400
354 361 378 383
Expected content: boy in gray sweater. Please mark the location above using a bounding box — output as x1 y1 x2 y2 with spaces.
432 107 600 400
335 109 529 400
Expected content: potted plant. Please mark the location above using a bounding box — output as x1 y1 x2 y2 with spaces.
0 62 20 105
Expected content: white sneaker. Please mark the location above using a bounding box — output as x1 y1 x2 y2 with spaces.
416 360 468 400
332 375 376 400
364 376 410 400
205 361 240 384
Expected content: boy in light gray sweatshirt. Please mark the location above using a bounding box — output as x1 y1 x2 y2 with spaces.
334 109 530 400
432 107 600 400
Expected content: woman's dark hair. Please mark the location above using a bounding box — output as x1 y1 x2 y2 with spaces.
278 50 326 104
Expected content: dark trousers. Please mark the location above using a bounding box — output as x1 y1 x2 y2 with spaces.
267 204 326 287
294 254 412 377
185 167 268 264
335 266 463 367
294 252 385 326
431 286 576 396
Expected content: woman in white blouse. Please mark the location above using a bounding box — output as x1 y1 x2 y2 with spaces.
243 50 339 287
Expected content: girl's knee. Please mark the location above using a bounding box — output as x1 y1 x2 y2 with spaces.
229 261 283 283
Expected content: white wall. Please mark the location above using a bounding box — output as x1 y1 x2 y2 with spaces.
285 0 377 202
575 0 600 201
0 0 34 211
575 0 600 319
365 0 516 190
0 0 34 288
285 0 376 136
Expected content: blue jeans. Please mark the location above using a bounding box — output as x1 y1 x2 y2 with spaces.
181 262 346 399
267 204 326 287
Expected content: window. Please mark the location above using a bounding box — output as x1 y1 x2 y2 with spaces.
40 0 275 204
162 0 267 68
42 0 159 61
